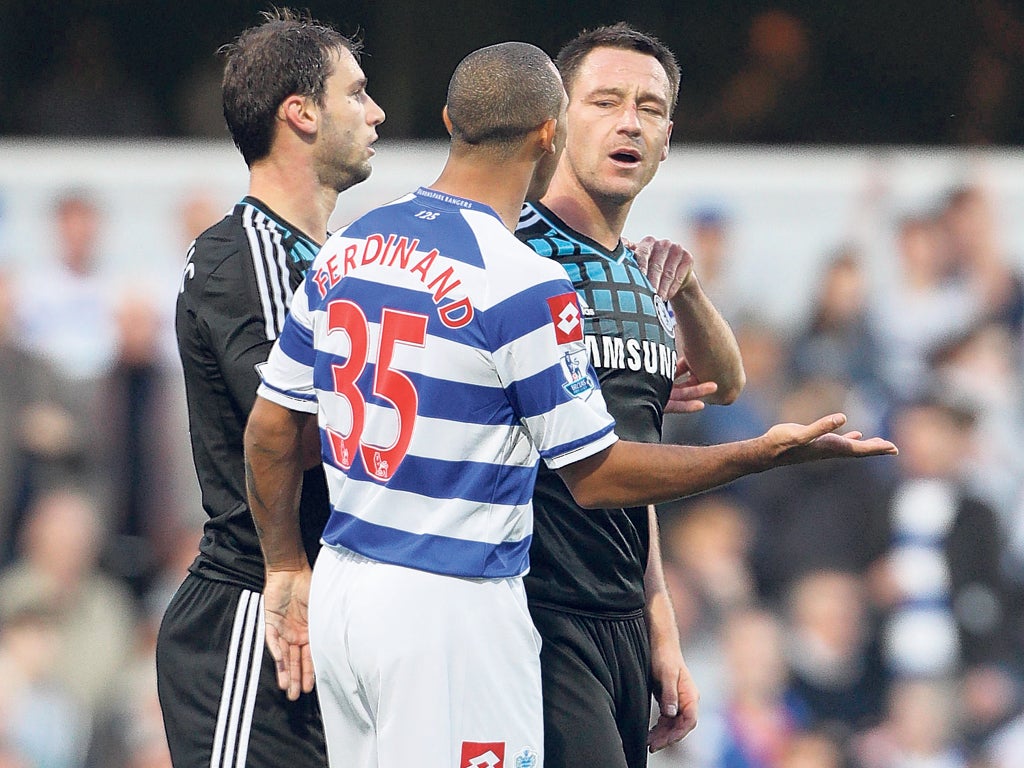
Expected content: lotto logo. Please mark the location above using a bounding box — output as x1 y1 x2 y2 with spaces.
460 742 505 768
546 293 583 344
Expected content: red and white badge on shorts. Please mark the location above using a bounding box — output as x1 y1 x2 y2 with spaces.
460 741 505 768
546 293 584 344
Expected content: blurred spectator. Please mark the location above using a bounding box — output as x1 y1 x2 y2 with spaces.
743 376 892 600
872 214 982 401
652 494 758 768
683 204 750 323
940 185 1024 334
15 190 119 384
869 396 1014 680
777 729 845 768
714 607 810 768
660 493 757 716
783 570 888 734
0 488 137 715
98 293 194 601
84 593 171 768
789 247 889 431
960 664 1024 766
662 492 757 622
930 322 1024 532
663 313 786 452
0 597 87 768
854 677 968 768
0 269 84 565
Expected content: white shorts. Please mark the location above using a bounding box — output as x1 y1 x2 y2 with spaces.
309 545 543 768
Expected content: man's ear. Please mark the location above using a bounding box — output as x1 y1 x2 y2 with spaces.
442 105 454 137
661 120 673 162
537 116 558 155
278 94 318 137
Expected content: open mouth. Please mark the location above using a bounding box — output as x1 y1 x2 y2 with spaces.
610 149 641 165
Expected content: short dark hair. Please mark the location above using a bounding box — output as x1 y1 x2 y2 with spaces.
446 41 564 152
220 8 361 167
555 23 680 113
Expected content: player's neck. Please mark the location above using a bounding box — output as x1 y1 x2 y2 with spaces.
247 159 337 245
430 154 533 232
540 174 631 251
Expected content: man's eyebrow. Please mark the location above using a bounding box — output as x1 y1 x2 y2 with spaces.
585 84 669 106
585 85 628 98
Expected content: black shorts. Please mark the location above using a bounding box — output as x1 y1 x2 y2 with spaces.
529 603 651 768
156 573 327 768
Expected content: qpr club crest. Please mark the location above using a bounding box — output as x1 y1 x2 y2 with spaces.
514 747 538 768
653 294 676 337
559 348 594 399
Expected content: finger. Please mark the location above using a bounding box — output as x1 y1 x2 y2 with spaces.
658 245 693 299
648 712 694 753
814 433 899 457
662 272 684 300
301 644 316 694
856 437 899 456
288 642 302 701
677 671 700 737
265 625 292 693
664 399 705 414
648 717 670 751
633 236 655 271
668 382 717 401
666 382 717 412
671 709 698 743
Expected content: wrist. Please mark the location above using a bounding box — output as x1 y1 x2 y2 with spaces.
646 591 679 639
669 270 699 310
264 556 310 573
745 434 776 473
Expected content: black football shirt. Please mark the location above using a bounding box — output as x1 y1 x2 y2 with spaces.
176 197 330 590
516 202 677 613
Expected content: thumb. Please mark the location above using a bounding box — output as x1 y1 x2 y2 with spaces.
659 672 680 718
809 412 847 437
632 236 653 270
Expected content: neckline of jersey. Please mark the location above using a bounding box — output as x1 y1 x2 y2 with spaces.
241 196 322 249
525 200 630 264
414 187 502 222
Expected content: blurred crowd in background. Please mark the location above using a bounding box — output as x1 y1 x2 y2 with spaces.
3 2 1024 768
0 170 1022 768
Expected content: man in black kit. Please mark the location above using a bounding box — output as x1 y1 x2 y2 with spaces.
156 9 384 767
516 24 745 768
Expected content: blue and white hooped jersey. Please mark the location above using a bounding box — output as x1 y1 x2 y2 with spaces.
258 188 618 579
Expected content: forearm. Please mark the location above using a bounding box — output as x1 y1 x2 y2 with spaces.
644 506 680 649
558 414 896 510
671 275 745 404
560 439 763 509
243 397 311 571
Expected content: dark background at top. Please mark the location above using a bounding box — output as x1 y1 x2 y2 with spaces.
3 0 1024 145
